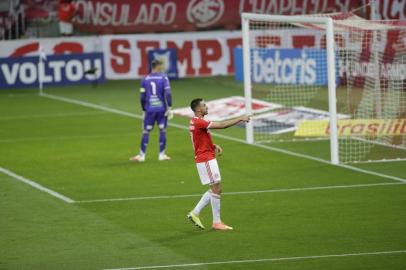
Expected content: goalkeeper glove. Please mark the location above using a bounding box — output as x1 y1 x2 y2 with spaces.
165 107 174 120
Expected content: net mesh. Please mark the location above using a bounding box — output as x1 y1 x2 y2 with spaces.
339 23 406 162
246 15 406 163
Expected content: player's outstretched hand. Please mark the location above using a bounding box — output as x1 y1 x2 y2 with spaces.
240 115 251 122
214 144 223 156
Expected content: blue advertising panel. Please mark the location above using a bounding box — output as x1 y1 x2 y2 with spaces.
148 49 178 79
0 53 105 89
234 48 338 86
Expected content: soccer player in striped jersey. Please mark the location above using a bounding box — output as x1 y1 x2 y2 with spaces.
130 60 173 162
187 98 250 230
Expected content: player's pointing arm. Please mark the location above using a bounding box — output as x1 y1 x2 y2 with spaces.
209 115 251 129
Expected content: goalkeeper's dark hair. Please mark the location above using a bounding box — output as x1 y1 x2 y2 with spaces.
190 98 203 112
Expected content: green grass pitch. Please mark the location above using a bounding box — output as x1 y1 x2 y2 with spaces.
0 76 405 270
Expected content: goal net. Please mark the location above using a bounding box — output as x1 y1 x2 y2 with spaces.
242 12 406 164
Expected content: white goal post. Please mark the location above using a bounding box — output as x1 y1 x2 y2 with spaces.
241 12 406 164
242 13 339 164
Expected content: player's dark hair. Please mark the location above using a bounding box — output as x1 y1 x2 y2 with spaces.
190 98 203 112
151 59 162 69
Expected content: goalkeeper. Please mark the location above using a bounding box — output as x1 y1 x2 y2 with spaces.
130 60 173 162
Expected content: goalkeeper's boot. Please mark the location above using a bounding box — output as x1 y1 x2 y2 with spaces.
158 153 171 161
187 211 205 230
212 222 233 231
129 155 145 162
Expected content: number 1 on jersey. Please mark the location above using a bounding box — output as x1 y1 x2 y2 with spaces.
150 81 157 96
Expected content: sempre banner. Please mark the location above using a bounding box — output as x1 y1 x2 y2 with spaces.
102 31 242 79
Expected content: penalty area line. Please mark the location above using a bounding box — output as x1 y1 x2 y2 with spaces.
0 167 75 203
75 182 405 204
40 93 406 184
103 249 406 270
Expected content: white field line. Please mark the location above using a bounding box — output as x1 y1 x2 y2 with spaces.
41 93 145 119
0 167 75 203
75 182 405 204
352 158 406 164
353 136 406 151
41 93 406 184
256 137 329 143
103 249 406 270
0 111 108 120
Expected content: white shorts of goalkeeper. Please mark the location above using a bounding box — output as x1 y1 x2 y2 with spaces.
196 158 221 185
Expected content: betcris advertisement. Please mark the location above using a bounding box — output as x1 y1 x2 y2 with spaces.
0 53 105 89
148 49 178 79
234 48 335 86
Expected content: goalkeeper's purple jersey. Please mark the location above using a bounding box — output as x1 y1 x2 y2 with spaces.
140 72 172 113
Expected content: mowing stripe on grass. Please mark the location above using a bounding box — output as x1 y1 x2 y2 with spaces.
103 249 406 270
0 111 108 120
41 93 406 184
0 167 75 203
75 182 405 204
3 93 39 98
0 132 135 143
